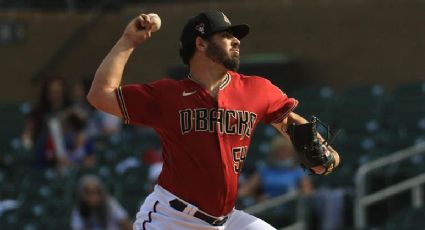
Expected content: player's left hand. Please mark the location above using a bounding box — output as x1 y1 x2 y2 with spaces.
287 116 340 175
310 166 326 174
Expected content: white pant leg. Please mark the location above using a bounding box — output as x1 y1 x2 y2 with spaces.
133 185 223 230
223 210 276 230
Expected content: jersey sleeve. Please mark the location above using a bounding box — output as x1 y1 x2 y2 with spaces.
115 80 168 127
263 80 298 124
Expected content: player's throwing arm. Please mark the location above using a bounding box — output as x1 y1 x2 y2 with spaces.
87 13 161 117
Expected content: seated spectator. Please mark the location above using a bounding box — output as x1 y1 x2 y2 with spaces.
21 75 72 168
72 79 122 138
238 136 313 203
143 148 163 192
71 175 132 230
32 108 96 174
61 110 96 169
115 148 162 193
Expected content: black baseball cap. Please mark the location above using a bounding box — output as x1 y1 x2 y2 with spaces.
180 11 250 51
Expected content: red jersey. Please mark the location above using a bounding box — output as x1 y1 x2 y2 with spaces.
115 71 298 216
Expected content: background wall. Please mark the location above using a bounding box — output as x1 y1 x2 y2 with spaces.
0 0 424 102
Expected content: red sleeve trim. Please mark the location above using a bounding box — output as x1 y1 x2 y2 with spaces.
115 86 130 125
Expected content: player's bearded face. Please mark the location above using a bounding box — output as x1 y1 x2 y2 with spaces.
205 38 240 71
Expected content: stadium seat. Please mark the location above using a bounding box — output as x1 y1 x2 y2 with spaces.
0 103 26 151
119 195 144 218
116 167 148 195
384 81 425 133
0 209 19 229
289 86 336 123
39 199 71 230
342 84 385 100
115 167 148 217
249 123 275 162
392 81 425 100
385 206 425 230
333 84 386 135
254 201 298 229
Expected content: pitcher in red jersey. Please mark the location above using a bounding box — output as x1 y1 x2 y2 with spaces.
87 11 340 230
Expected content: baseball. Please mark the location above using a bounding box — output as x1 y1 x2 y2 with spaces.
148 13 161 32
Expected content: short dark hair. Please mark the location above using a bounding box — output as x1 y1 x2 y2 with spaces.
179 43 196 66
179 34 212 65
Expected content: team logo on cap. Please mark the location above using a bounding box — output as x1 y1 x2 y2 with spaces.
222 13 231 25
195 23 205 34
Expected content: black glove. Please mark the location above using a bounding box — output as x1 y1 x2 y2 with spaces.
287 116 338 175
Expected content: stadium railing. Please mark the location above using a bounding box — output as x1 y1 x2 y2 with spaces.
244 190 306 230
354 143 425 229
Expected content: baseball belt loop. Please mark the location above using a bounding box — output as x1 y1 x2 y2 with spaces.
184 203 197 216
212 216 229 226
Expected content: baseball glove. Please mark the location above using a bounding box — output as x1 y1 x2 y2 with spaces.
287 116 338 175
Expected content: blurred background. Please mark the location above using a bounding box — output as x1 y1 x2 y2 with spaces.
0 0 424 229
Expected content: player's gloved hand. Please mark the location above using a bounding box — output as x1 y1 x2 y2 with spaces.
287 116 339 175
122 14 155 48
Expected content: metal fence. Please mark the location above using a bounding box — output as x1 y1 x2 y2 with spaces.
354 143 425 229
244 190 306 230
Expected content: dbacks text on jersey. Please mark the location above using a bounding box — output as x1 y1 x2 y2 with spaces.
179 108 257 139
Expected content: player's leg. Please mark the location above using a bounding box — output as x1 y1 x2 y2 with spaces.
223 209 276 230
133 193 163 230
133 187 219 230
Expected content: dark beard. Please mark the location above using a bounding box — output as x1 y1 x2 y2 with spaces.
205 40 240 71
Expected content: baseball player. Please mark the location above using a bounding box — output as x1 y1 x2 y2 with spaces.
87 11 340 230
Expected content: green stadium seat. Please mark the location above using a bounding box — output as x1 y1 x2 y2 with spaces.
115 167 148 217
22 221 43 230
329 85 386 137
254 202 298 229
249 123 275 162
384 82 425 132
392 81 425 100
379 132 418 153
18 200 46 224
119 195 144 218
0 103 26 151
385 206 425 230
39 199 71 230
0 183 18 200
116 167 148 196
0 209 19 229
289 86 336 123
340 84 386 113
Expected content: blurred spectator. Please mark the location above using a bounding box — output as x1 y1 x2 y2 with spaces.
61 110 96 169
0 199 19 216
21 76 98 172
238 136 313 203
71 175 132 230
72 79 94 118
21 75 72 168
143 148 163 191
313 188 346 230
21 75 72 151
116 148 163 191
72 79 122 137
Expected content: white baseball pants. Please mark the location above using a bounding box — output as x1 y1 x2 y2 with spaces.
133 185 276 230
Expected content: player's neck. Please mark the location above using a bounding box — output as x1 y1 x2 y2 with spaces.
189 64 228 95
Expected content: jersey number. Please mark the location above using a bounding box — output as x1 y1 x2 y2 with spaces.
232 146 248 174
